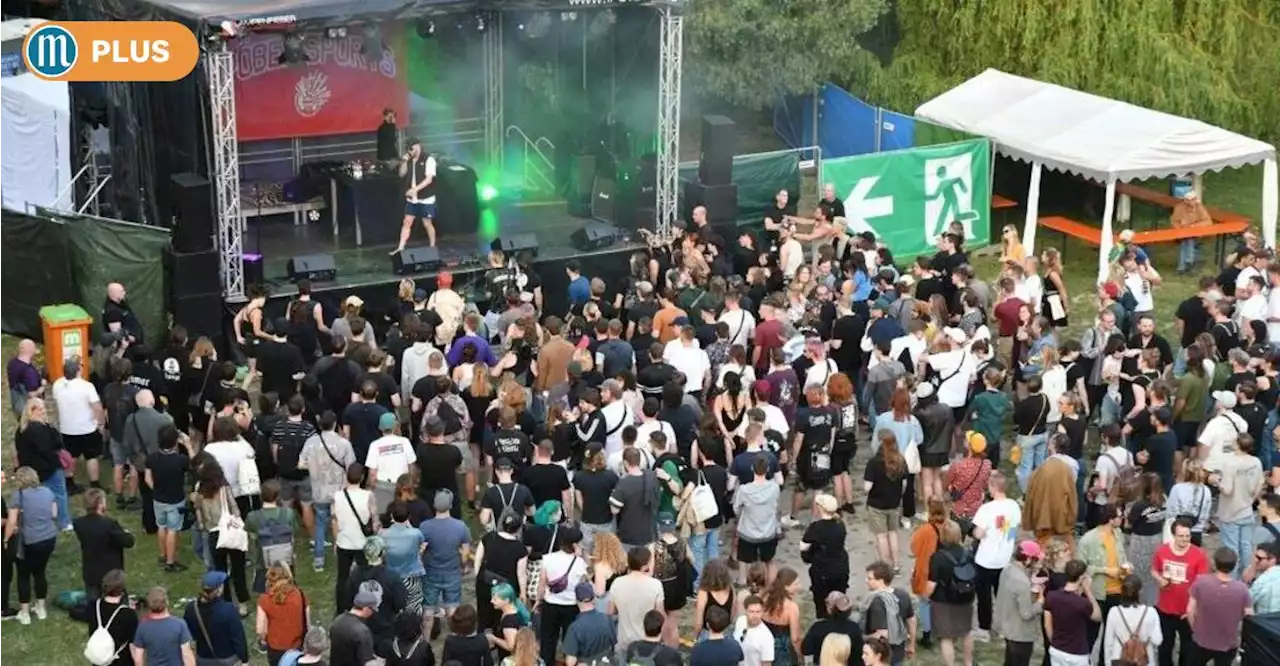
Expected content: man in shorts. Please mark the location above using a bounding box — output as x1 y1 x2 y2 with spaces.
271 395 317 537
733 456 782 583
419 490 470 637
52 357 103 495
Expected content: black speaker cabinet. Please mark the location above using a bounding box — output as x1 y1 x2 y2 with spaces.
391 246 442 275
684 181 739 223
495 233 539 259
574 154 597 202
572 221 620 252
243 254 265 286
592 178 617 223
286 254 337 282
170 249 221 297
698 115 736 186
171 172 214 253
434 162 480 236
172 291 223 339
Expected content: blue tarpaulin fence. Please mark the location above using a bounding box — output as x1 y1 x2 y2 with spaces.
773 83 967 158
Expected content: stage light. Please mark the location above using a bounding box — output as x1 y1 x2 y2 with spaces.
475 14 488 32
361 25 385 57
479 184 499 202
278 33 310 66
415 18 436 38
561 12 579 22
218 20 239 39
326 26 347 39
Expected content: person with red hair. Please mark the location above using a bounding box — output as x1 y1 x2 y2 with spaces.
827 373 858 512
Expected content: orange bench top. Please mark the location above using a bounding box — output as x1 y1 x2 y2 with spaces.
1039 215 1248 247
1115 182 1252 226
992 194 1018 210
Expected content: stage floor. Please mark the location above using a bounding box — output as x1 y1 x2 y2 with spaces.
246 199 645 299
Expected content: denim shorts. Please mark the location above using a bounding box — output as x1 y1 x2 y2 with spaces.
109 438 133 466
422 573 462 608
154 500 186 531
405 202 436 219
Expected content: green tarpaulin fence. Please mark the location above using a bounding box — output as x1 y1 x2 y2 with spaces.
679 150 802 225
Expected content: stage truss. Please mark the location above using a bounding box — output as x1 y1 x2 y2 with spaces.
655 4 682 240
206 43 246 302
205 3 680 299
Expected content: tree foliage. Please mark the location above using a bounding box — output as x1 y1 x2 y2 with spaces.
684 0 889 109
844 0 1280 143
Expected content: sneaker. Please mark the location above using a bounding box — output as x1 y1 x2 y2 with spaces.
313 558 325 573
32 601 46 621
61 524 74 532
900 518 913 530
0 608 17 621
164 562 189 573
15 609 30 625
914 512 928 522
919 632 933 649
157 556 167 566
840 503 858 515
972 628 990 643
780 515 801 529
115 495 128 509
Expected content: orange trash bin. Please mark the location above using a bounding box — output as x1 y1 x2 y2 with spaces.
39 304 93 379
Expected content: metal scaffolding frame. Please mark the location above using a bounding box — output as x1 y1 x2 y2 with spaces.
655 4 683 241
483 11 504 169
206 43 246 302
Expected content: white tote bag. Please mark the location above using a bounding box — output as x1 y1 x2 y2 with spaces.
904 439 922 474
215 488 249 552
689 472 720 523
236 448 261 497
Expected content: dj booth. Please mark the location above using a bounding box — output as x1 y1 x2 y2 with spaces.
317 159 480 247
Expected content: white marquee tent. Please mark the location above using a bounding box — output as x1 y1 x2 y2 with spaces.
915 68 1279 282
1 73 73 213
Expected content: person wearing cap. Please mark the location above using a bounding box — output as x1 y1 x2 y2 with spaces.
183 570 249 664
341 536 408 655
1197 390 1248 473
419 489 471 632
802 590 862 663
424 272 464 345
365 412 416 513
992 540 1047 666
561 580 616 666
945 432 993 522
329 585 379 666
329 294 378 349
802 494 849 617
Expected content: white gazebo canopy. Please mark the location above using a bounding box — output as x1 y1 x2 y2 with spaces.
916 68 1279 282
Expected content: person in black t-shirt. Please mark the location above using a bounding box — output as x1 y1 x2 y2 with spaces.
1175 278 1218 352
416 417 463 517
572 448 619 553
801 495 849 619
342 381 389 462
145 425 192 571
478 458 535 530
786 386 836 528
356 351 400 413
801 591 863 663
256 318 306 401
376 108 399 161
102 282 144 348
830 300 866 375
487 408 533 474
520 441 571 508
1140 407 1178 493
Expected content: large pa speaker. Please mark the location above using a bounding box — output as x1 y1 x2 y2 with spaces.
494 234 539 259
434 162 480 236
173 291 223 339
171 173 214 253
591 178 617 223
684 181 739 223
243 254 265 286
170 249 221 297
572 222 621 252
391 246 442 275
287 254 337 282
570 153 597 209
698 116 736 186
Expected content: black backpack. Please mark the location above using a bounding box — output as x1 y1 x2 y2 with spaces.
940 548 977 601
274 423 311 481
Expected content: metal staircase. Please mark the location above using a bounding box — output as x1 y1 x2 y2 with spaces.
505 125 557 196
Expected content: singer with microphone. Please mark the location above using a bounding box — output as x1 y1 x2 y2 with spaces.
393 138 437 252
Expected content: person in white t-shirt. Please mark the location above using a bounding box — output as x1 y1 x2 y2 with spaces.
923 330 975 412
1236 258 1264 297
607 426 655 476
717 292 756 349
733 595 776 666
1017 257 1044 314
1120 254 1161 315
802 337 839 389
1236 273 1268 327
203 416 260 511
634 398 676 458
332 463 378 591
599 380 635 456
970 472 1022 641
664 326 711 395
364 412 416 511
1198 391 1249 473
51 357 103 488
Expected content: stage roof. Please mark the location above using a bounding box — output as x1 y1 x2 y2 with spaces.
915 68 1276 183
129 0 654 26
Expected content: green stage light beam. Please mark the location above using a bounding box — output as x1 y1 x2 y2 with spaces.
479 184 499 201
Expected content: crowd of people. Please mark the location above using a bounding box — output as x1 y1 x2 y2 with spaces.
3 188 1280 666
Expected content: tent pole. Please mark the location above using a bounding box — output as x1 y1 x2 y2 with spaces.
1264 158 1278 250
1022 161 1042 256
1098 179 1117 284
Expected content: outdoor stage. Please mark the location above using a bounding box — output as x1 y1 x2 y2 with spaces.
249 199 646 321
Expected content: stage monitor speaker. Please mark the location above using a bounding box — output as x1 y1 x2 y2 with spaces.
495 233 539 259
287 253 337 282
434 162 480 236
243 254 265 286
392 246 442 275
170 249 221 297
592 178 617 223
572 222 620 252
684 181 739 223
698 115 736 186
171 173 214 253
172 291 223 339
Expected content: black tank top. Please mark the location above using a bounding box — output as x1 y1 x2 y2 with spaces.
702 589 735 631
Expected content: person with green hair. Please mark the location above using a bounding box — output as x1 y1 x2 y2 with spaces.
488 582 531 661
338 535 409 653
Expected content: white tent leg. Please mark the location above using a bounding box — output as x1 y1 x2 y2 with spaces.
1098 179 1117 284
1263 158 1278 249
1118 194 1131 224
1192 174 1204 198
1022 161 1043 256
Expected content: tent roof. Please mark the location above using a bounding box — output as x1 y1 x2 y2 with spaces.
914 68 1276 183
138 0 473 25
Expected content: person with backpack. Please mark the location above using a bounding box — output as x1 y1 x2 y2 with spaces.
183 570 250 665
1089 424 1138 527
277 625 330 666
991 541 1045 666
84 570 137 666
859 561 915 666
271 395 317 545
1077 503 1131 655
246 480 299 593
924 520 976 666
341 536 409 658
1103 576 1162 666
1044 560 1103 666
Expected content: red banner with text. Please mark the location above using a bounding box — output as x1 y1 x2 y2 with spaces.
231 26 409 141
